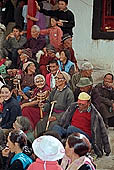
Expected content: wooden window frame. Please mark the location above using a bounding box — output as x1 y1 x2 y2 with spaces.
92 0 114 39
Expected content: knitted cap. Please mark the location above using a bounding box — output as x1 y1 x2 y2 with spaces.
21 48 32 58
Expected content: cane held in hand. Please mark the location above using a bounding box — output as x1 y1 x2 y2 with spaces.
45 100 57 131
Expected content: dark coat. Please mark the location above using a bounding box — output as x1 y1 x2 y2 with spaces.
0 97 22 129
58 102 111 157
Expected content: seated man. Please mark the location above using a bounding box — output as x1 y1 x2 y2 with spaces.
3 25 27 68
46 59 60 89
74 77 100 110
35 71 74 137
95 73 114 127
71 62 93 92
53 92 111 157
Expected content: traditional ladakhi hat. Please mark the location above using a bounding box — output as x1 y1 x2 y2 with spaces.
32 135 65 161
34 74 45 83
76 77 93 87
60 71 71 83
78 92 91 104
21 48 32 58
81 62 93 71
46 44 56 53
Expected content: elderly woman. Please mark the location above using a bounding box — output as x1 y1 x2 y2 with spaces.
13 116 34 143
23 25 46 59
58 49 75 76
21 74 50 129
64 134 96 170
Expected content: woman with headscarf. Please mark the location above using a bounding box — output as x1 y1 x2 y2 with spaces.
21 74 50 129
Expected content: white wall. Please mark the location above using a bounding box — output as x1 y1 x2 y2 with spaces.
68 0 114 74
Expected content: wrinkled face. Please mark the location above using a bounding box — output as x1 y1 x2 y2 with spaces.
104 75 113 87
60 51 67 62
51 18 57 27
1 87 12 101
7 136 15 153
78 100 90 112
63 38 72 48
31 28 39 38
35 77 45 89
13 28 20 38
55 73 66 87
49 63 59 75
82 70 93 77
28 63 36 73
58 1 67 10
80 85 92 93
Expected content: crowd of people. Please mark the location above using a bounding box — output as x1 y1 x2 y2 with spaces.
0 0 114 170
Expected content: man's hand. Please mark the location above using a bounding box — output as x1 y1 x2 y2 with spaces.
48 116 56 122
35 1 40 10
6 33 15 40
2 147 10 157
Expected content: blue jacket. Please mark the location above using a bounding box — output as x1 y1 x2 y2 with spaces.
0 96 22 129
58 60 74 73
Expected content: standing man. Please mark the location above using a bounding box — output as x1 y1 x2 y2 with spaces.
36 0 75 35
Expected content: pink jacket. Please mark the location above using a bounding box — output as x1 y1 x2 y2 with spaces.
40 26 63 49
27 158 63 170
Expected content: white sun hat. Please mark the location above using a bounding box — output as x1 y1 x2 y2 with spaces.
32 135 65 161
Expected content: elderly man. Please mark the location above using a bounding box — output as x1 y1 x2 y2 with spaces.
22 25 46 59
95 73 114 127
53 92 111 157
71 62 93 92
74 77 100 110
35 71 74 137
3 25 27 68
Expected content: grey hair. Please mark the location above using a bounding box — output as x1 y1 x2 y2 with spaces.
34 74 45 83
31 25 40 32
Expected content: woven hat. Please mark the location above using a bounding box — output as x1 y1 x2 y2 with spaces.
60 71 70 83
32 135 65 161
21 48 32 58
76 77 93 87
78 92 91 104
81 62 93 71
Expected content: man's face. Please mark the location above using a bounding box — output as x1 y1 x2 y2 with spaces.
49 63 59 75
13 28 20 38
58 1 67 10
82 69 93 77
31 28 39 38
63 38 72 48
55 73 66 88
104 75 113 87
80 85 92 93
78 100 90 112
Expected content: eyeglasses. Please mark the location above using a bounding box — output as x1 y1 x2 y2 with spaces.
35 80 44 83
55 77 65 80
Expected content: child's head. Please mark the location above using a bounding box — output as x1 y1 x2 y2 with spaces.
51 17 58 27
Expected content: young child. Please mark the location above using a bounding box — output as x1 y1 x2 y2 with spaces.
40 17 63 50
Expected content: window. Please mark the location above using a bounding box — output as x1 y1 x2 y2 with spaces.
92 0 114 39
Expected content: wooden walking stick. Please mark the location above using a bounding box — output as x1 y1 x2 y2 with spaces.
45 100 57 131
